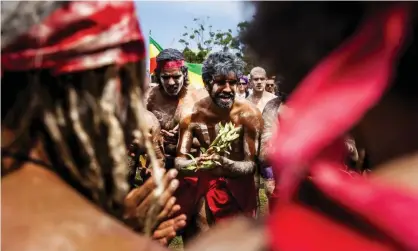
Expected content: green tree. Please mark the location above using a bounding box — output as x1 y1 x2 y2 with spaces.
179 17 237 63
178 18 256 73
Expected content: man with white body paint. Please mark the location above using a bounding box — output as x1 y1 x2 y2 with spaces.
174 52 263 238
146 49 207 170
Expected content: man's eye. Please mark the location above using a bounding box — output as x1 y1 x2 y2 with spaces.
162 75 181 80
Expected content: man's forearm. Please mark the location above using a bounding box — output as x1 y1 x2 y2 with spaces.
219 157 256 177
174 157 200 176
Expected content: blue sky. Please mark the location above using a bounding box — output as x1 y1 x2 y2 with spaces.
134 1 254 58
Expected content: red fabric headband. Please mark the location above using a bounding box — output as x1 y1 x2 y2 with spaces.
159 60 185 70
1 1 145 75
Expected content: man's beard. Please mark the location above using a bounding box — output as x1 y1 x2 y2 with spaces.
212 92 235 109
163 82 183 96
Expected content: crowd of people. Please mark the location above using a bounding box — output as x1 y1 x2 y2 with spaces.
2 1 418 251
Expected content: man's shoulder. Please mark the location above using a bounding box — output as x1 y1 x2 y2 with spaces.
263 97 282 113
234 99 263 125
264 91 278 100
145 85 160 105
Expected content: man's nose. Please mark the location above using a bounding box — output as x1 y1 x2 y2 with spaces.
168 77 176 85
223 83 233 92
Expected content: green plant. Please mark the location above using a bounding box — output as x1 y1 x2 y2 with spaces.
184 122 241 171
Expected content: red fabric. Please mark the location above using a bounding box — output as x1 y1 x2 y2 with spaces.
160 60 185 70
1 1 145 75
269 203 396 251
175 174 256 222
267 4 418 251
150 57 157 74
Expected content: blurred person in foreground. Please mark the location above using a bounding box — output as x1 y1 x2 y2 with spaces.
240 2 418 251
1 2 268 251
1 1 186 249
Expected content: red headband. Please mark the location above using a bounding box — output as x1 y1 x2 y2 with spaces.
1 1 145 75
159 60 185 70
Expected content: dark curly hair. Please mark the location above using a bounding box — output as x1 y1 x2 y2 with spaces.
154 48 189 86
202 51 246 88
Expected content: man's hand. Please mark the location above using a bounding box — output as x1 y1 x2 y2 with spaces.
123 169 181 231
153 214 187 245
161 125 179 145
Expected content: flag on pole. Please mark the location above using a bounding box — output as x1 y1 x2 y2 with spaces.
149 36 163 73
149 36 204 89
185 63 204 89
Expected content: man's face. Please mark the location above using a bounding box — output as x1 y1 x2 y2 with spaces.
251 73 267 92
238 79 247 93
209 72 237 109
159 67 184 96
265 79 275 94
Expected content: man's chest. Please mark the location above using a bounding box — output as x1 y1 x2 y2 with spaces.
149 102 181 130
193 121 244 154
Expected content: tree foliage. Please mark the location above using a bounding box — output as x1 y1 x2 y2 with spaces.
178 17 255 73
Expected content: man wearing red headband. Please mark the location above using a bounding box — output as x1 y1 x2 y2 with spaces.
146 48 207 170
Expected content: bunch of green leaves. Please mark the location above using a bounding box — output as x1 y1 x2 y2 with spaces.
185 122 241 171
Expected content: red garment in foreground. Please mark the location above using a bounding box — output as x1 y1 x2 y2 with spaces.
267 4 418 251
175 174 256 222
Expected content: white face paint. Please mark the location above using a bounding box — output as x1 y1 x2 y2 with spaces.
160 68 184 96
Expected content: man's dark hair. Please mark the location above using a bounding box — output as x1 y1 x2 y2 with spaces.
202 51 246 87
154 48 189 86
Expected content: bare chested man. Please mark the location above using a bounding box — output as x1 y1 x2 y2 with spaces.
246 67 277 112
146 49 207 169
175 52 263 238
259 97 286 211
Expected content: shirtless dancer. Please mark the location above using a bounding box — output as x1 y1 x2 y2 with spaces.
146 48 207 169
246 67 277 215
175 52 263 237
259 97 286 211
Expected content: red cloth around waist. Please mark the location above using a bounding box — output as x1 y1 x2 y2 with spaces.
175 174 256 221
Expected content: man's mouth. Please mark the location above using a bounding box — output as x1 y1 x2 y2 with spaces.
166 86 179 93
